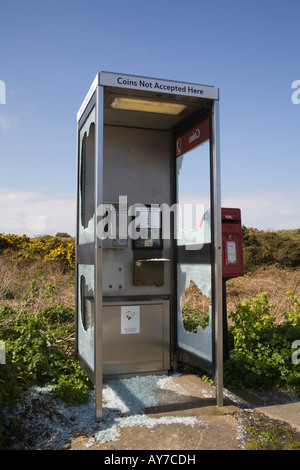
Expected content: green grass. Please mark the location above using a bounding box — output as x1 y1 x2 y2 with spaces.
242 412 300 450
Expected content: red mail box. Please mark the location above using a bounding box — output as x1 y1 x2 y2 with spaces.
222 208 244 278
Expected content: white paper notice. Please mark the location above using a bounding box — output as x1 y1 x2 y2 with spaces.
134 206 160 229
121 306 140 334
150 207 161 228
226 240 237 264
135 207 149 228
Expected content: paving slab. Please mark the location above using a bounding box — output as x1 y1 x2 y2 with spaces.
71 374 300 451
227 387 300 432
71 374 244 451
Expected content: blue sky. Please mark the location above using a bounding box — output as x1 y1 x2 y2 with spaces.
0 0 299 236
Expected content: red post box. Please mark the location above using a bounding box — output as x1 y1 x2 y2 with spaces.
222 208 244 279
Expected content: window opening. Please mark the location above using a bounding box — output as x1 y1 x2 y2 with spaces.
78 108 96 245
182 280 210 333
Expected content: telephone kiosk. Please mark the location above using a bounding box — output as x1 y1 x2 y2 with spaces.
76 71 222 419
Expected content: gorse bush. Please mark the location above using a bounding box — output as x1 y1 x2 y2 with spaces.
0 233 75 270
242 227 300 271
224 291 300 392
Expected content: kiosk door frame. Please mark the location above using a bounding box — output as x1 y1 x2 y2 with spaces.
76 81 104 421
174 102 223 405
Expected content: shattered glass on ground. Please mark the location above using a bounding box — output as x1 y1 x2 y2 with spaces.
4 374 201 450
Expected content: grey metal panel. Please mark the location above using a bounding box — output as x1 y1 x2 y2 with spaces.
102 125 172 298
94 84 104 420
103 126 171 206
75 98 97 380
77 73 99 122
211 100 223 406
102 300 170 376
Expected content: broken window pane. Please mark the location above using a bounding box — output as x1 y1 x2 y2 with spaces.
78 108 95 245
177 264 212 362
176 141 211 248
182 280 210 333
176 128 212 364
77 264 95 371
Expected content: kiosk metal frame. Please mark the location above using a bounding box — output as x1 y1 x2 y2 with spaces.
76 72 222 420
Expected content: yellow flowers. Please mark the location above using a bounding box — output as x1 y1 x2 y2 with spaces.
44 243 75 269
0 233 75 270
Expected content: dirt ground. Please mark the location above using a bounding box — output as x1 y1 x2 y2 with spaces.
225 266 300 324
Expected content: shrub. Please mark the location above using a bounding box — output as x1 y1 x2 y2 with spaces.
225 291 300 392
51 372 91 406
0 233 75 270
0 302 92 447
38 303 74 326
44 242 75 270
182 304 209 332
242 227 300 271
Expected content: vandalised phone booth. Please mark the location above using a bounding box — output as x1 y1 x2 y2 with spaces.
76 72 222 419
